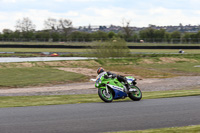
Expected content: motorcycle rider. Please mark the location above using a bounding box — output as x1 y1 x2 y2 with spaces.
97 67 131 92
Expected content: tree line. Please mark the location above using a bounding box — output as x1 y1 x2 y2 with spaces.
0 17 200 43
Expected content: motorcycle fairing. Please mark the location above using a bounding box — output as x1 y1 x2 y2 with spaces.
107 84 127 99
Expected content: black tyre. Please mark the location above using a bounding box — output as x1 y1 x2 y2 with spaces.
98 88 113 103
128 86 142 101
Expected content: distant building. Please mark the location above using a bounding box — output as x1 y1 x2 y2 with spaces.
72 24 200 33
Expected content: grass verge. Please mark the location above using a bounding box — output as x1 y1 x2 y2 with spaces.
97 56 200 78
0 67 86 87
129 49 200 54
0 89 199 108
0 48 200 54
0 48 89 52
0 56 199 87
1 41 200 46
105 125 200 133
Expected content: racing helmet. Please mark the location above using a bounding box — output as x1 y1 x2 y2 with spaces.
97 67 105 74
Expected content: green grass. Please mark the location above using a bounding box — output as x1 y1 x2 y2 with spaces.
104 65 176 78
0 48 89 52
106 66 175 78
0 89 199 108
0 67 86 87
139 62 200 76
0 55 199 87
127 42 200 46
142 89 200 99
130 49 200 54
106 125 200 133
0 48 200 54
97 56 200 78
1 41 200 46
0 42 96 46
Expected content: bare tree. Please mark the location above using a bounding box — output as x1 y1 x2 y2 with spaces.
44 18 73 35
15 17 36 32
122 18 133 38
44 18 58 31
58 19 73 36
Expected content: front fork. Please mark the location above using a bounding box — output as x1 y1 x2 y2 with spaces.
106 84 109 94
124 86 128 93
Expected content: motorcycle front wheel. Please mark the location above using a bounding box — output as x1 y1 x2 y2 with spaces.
98 88 113 103
128 86 142 101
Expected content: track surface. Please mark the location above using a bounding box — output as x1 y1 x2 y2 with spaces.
0 96 200 133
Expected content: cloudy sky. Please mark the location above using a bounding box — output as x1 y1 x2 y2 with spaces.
0 0 200 32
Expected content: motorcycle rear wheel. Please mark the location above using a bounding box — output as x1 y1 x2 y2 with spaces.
98 88 113 103
128 86 142 101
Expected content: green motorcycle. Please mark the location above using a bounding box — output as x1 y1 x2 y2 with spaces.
94 72 142 103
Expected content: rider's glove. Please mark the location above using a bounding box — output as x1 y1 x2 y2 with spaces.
104 75 109 79
108 75 112 78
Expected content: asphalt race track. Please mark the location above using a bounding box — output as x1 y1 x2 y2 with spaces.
0 96 200 133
